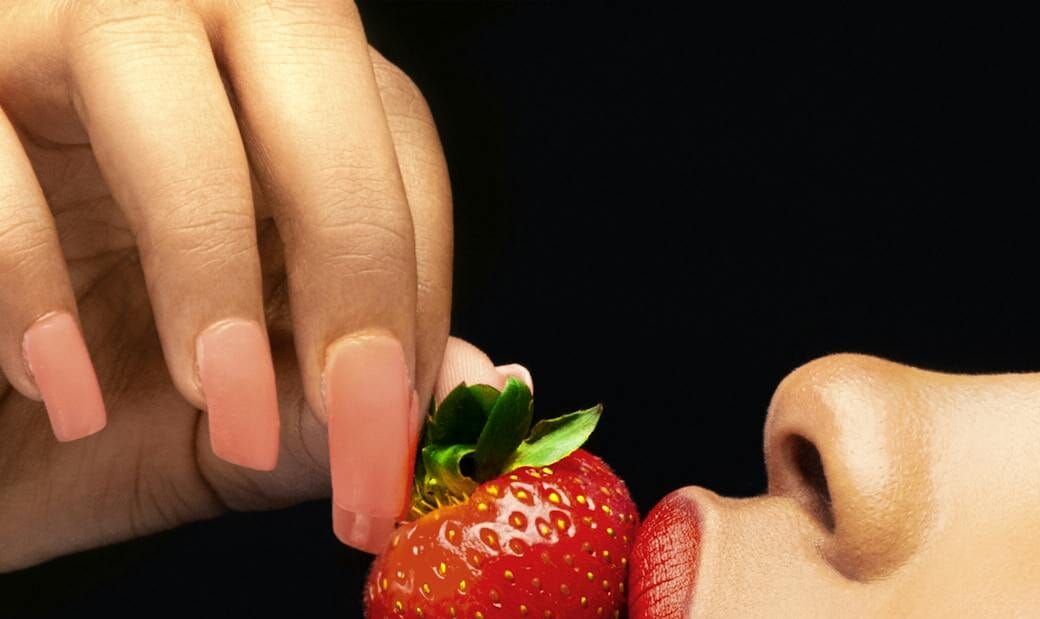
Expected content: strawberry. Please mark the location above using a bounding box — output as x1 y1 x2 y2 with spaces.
365 378 639 619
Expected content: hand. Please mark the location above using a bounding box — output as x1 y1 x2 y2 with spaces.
0 0 454 567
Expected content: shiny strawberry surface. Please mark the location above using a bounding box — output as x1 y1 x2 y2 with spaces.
365 450 639 618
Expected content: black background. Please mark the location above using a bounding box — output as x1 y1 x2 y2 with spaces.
3 5 1038 617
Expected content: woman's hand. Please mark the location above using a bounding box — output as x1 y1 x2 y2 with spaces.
0 0 456 567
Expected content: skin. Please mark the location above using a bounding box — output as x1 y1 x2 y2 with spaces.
0 0 458 566
659 354 1040 617
3 3 1036 615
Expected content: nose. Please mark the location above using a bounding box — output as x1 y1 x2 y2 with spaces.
763 353 934 580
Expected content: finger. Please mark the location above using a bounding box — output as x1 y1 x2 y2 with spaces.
0 107 106 442
434 337 535 404
332 336 533 553
64 5 279 470
369 49 453 416
216 2 418 546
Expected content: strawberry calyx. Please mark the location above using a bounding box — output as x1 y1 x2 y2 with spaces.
409 377 602 519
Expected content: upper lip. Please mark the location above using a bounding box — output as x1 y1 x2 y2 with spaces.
628 489 703 619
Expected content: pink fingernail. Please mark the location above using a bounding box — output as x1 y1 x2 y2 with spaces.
496 363 534 394
22 312 107 442
196 320 280 471
332 505 398 554
325 334 413 550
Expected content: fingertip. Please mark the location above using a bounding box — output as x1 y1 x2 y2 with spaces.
495 363 534 395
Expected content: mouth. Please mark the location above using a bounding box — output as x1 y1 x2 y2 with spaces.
628 489 702 619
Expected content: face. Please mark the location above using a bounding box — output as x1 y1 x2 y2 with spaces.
629 354 1040 618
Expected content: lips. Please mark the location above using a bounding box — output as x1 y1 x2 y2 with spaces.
628 490 702 619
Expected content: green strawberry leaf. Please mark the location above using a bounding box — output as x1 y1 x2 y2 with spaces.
473 377 533 481
426 383 499 446
504 404 603 472
419 443 478 500
468 384 501 415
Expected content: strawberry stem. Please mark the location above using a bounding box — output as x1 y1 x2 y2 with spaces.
409 379 603 519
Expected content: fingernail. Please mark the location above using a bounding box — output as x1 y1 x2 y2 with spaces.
196 320 280 471
495 363 534 394
325 334 413 549
332 505 398 554
22 312 107 442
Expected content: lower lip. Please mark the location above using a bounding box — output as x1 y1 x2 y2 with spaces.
628 490 702 619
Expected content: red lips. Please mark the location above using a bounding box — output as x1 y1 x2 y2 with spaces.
628 490 702 619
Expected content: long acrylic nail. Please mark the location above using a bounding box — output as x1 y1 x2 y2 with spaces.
22 312 107 442
325 334 413 551
197 320 280 471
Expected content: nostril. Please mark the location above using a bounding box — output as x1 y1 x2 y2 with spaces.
786 435 835 532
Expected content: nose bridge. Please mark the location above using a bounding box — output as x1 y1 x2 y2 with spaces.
764 354 934 581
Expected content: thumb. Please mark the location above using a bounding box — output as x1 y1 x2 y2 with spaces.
434 336 534 404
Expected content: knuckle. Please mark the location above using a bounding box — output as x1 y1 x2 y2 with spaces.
68 0 205 59
231 0 359 47
369 48 434 125
296 213 413 275
138 169 257 264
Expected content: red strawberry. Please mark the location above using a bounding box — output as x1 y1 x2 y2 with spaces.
365 378 639 619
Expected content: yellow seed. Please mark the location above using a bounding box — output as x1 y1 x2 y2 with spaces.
576 495 587 505
449 608 456 618
474 613 484 619
563 554 574 566
380 578 389 591
392 535 401 548
483 530 498 548
602 550 611 561
602 579 611 591
438 562 447 576
619 582 625 594
477 502 489 512
415 608 424 617
548 492 561 504
621 557 628 567
487 486 499 496
600 486 611 496
541 467 554 475
515 490 529 500
597 608 604 617
509 475 520 481
538 522 552 536
586 571 595 581
519 604 529 616
504 569 514 581
601 505 613 515
580 596 589 608
606 527 616 537
458 580 467 593
396 570 406 581
556 518 568 531
395 600 404 613
531 577 542 590
526 469 541 478
421 583 431 595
